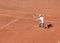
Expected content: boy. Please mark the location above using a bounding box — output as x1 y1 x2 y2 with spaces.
35 14 45 27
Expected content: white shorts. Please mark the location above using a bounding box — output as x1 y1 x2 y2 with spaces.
40 21 44 26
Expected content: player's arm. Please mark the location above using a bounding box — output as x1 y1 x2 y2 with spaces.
33 14 39 20
35 18 40 20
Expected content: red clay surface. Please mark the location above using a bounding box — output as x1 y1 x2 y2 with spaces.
0 0 60 43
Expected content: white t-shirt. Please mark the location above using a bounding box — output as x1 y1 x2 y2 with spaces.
39 17 44 22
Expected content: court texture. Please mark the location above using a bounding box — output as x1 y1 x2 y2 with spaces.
0 0 60 43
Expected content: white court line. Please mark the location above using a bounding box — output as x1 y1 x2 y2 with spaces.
0 18 34 30
0 14 34 19
0 18 19 29
0 14 17 18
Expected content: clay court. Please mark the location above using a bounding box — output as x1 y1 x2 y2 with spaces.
0 0 60 43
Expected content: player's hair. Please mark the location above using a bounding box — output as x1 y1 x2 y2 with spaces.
38 14 42 17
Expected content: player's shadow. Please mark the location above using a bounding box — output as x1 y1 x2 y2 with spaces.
44 24 53 29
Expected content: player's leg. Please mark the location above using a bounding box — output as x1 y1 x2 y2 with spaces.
39 21 44 27
41 22 44 27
